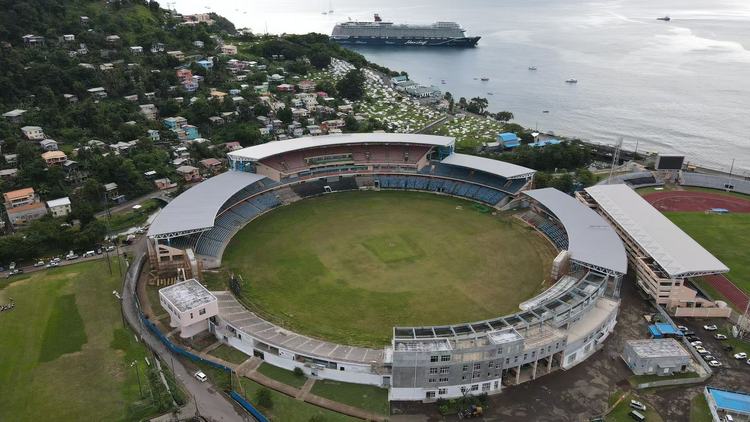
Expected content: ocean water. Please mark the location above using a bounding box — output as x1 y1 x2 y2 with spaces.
172 0 750 172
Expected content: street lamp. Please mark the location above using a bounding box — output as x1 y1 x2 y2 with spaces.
130 360 144 398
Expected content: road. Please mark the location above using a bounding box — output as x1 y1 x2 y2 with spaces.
96 189 175 218
121 238 249 422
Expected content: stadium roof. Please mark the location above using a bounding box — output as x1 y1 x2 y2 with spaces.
440 153 536 180
585 184 729 278
227 133 455 161
148 171 266 238
523 188 627 274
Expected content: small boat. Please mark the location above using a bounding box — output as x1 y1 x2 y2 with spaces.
528 66 537 70
657 16 671 21
542 110 550 113
441 80 446 84
565 78 578 84
480 77 489 81
487 92 494 95
322 11 328 15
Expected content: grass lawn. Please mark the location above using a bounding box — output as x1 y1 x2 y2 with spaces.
629 371 699 387
239 378 358 422
105 198 161 232
310 379 389 416
223 191 555 347
0 259 164 421
606 392 663 422
209 344 251 365
664 212 750 294
256 362 307 388
690 393 714 422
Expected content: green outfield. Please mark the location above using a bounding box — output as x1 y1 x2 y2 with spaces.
665 211 750 294
223 190 556 347
0 259 165 421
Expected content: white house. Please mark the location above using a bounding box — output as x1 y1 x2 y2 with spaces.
159 279 218 338
21 126 45 140
47 197 72 218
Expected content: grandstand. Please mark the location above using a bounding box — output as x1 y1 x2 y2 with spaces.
601 170 664 188
580 184 731 318
680 172 750 194
148 134 632 402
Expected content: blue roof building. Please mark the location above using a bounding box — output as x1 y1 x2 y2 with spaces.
530 138 562 148
648 322 683 338
705 387 750 420
196 59 214 70
498 132 520 149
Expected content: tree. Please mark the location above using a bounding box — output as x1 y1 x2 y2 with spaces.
229 274 242 297
335 69 365 101
255 388 273 409
466 97 489 115
495 111 514 122
276 107 293 125
309 52 331 69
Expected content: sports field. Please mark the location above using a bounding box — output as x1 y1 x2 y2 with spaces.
223 190 555 347
0 259 164 421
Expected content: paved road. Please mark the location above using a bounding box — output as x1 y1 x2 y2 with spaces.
121 238 249 422
96 189 174 218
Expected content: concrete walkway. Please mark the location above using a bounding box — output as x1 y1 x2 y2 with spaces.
296 378 316 400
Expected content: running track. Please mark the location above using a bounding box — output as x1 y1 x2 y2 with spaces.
643 190 750 311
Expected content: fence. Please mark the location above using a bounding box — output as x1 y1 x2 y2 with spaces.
230 391 270 422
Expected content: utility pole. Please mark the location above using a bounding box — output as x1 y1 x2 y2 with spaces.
607 137 623 184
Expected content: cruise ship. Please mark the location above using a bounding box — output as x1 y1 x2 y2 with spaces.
331 14 480 47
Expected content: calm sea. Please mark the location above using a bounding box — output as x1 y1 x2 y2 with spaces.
173 0 750 172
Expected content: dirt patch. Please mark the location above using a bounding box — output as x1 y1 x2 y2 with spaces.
644 191 750 212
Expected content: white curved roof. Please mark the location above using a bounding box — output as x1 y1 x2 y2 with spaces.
441 153 536 180
148 171 267 238
227 133 454 161
523 188 627 274
585 184 729 278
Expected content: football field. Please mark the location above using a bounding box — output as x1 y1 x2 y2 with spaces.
223 190 556 347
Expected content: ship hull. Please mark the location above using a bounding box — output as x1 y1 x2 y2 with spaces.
332 36 480 47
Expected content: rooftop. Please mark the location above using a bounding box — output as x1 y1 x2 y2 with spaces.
3 109 26 117
148 171 267 238
585 184 729 278
523 188 627 274
159 279 216 313
626 338 690 359
47 197 71 208
440 153 536 180
707 387 750 414
4 187 34 201
228 133 455 162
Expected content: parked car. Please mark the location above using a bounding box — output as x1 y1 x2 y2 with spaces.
715 334 727 340
33 260 45 267
703 355 715 361
677 325 689 332
683 330 695 336
629 400 647 411
698 348 711 355
690 341 703 346
704 324 718 331
708 360 722 367
746 359 750 366
45 261 59 268
733 352 747 360
105 245 116 252
194 371 208 382
65 251 78 260
82 250 96 258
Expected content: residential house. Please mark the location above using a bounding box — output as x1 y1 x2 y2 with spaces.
182 125 200 140
61 34 75 42
87 87 107 99
498 132 521 149
3 109 27 124
208 116 225 125
63 94 78 103
209 89 228 102
22 34 45 47
176 69 193 82
105 35 121 45
167 50 185 61
176 165 201 182
42 151 67 166
193 40 205 48
276 84 295 93
196 59 213 70
298 80 316 93
154 178 177 190
124 94 138 102
144 92 156 101
104 182 124 203
39 139 58 151
182 79 199 92
139 104 159 121
163 116 188 129
151 42 166 53
0 169 18 180
4 154 18 165
46 197 72 218
220 44 237 55
21 126 45 140
129 46 143 54
80 16 89 25
4 187 47 227
321 119 345 132
222 141 242 152
268 73 284 83
199 158 222 174
147 129 160 141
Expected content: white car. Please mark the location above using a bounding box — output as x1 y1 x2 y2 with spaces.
33 260 45 267
630 400 647 411
704 324 718 331
733 352 747 360
708 360 722 367
194 371 208 382
677 325 689 332
690 341 703 346
45 261 59 268
715 334 727 340
746 359 750 366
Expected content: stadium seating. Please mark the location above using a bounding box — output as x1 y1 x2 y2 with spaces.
519 211 569 251
681 172 750 194
372 175 507 206
419 162 527 194
601 171 663 188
